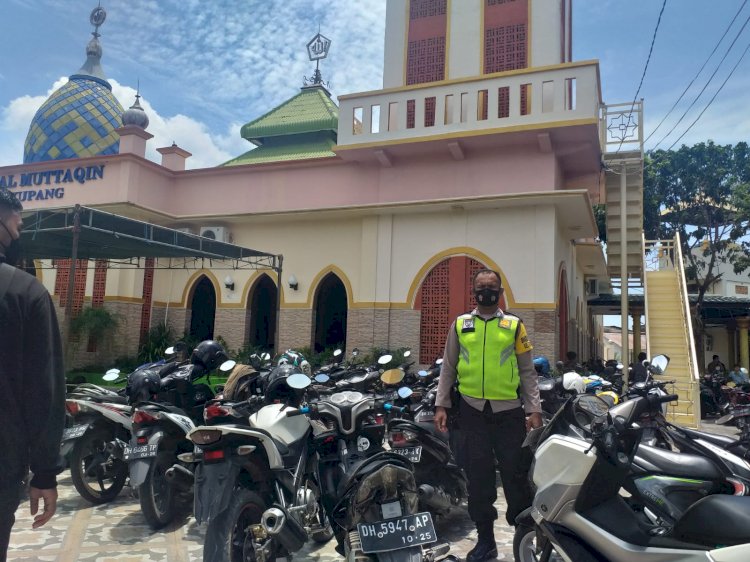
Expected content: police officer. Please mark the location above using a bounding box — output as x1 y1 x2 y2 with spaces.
434 269 541 562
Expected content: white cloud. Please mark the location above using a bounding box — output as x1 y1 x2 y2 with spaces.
0 77 249 169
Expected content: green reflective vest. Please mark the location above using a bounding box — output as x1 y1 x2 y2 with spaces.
456 313 520 400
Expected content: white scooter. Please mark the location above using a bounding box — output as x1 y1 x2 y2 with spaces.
514 378 750 562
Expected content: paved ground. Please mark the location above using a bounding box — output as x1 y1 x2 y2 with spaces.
7 476 513 561
8 421 737 561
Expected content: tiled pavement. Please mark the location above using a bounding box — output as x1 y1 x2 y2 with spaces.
10 422 735 561
8 476 514 561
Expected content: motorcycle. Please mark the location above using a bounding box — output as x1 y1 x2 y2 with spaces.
125 340 228 529
186 363 334 562
514 384 750 562
286 359 454 562
62 374 133 504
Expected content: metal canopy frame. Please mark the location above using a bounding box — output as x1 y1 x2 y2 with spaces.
20 205 284 350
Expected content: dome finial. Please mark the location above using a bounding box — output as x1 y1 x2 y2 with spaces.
122 79 149 130
73 4 109 82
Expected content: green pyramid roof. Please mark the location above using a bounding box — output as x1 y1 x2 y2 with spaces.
223 134 336 167
240 85 338 145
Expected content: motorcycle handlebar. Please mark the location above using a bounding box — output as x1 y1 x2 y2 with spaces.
285 406 310 417
648 393 678 409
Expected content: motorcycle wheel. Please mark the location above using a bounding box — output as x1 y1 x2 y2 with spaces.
139 455 177 530
70 427 127 504
513 524 567 562
204 489 275 562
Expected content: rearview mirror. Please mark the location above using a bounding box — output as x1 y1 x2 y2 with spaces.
165 346 175 355
333 349 342 357
650 354 670 375
219 360 237 372
436 358 443 366
378 354 393 366
287 373 311 390
314 374 330 384
103 368 120 382
418 370 429 378
403 350 411 358
397 387 413 400
261 352 271 361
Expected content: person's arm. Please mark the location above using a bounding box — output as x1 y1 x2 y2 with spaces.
515 322 542 415
435 321 459 408
24 291 65 490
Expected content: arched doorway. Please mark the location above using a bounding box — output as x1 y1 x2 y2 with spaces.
313 273 347 353
415 256 505 364
247 274 277 352
189 276 216 342
558 270 569 361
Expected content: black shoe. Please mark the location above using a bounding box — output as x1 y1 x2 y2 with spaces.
466 537 498 562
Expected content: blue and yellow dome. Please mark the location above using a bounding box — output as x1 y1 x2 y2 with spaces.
23 31 123 164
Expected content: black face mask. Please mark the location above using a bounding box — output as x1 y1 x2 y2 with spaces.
1 238 23 266
474 288 501 306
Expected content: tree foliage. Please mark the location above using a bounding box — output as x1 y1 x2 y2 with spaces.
644 141 750 367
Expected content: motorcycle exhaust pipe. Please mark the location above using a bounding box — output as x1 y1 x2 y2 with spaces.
261 507 307 553
164 464 194 491
418 484 453 512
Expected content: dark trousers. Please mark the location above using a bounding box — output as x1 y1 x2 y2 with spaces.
459 400 533 527
0 485 21 562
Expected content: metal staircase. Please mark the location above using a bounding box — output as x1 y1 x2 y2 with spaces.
644 237 701 427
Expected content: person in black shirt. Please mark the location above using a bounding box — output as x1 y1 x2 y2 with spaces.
0 190 65 561
630 352 649 384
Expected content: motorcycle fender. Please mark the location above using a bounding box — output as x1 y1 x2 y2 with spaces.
128 431 163 487
515 506 535 527
193 461 241 524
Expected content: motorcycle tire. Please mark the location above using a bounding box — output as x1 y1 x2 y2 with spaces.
70 427 127 504
513 523 602 562
204 488 275 562
139 455 177 530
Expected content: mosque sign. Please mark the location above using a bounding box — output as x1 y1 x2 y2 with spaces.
307 33 331 61
0 164 106 203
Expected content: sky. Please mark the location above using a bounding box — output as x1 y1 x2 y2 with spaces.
1 0 749 169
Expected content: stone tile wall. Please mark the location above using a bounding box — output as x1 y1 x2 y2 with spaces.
214 308 250 351
279 308 313 351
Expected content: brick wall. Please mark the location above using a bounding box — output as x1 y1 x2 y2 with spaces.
515 308 557 362
214 308 249 351
347 308 421 357
279 308 313 351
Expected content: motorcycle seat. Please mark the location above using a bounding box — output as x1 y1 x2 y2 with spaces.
679 426 737 448
337 451 413 497
674 495 750 546
635 444 723 481
89 394 129 405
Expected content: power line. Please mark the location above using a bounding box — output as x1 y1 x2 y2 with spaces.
615 0 667 153
645 0 748 143
653 10 750 149
667 38 750 150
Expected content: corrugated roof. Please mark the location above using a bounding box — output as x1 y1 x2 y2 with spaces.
222 135 337 167
240 85 338 143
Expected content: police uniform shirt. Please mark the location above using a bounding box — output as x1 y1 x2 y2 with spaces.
435 308 541 414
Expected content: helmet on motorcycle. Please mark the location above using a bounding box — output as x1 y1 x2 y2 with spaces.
562 372 585 394
126 369 161 403
533 356 551 376
191 340 229 372
278 349 312 376
264 363 303 405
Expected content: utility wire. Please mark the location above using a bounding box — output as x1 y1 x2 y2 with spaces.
645 0 748 143
615 0 668 153
653 10 750 149
667 38 750 150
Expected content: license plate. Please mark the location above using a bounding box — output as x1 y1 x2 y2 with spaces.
391 445 422 462
123 443 158 461
62 424 88 441
358 512 437 553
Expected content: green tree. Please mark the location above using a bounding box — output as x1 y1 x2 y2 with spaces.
643 141 750 367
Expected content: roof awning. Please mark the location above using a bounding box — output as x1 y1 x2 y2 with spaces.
20 205 280 270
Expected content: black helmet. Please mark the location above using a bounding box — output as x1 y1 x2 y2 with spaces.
191 340 229 372
126 369 161 404
264 363 302 405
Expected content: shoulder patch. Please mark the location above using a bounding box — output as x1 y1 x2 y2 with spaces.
499 318 513 329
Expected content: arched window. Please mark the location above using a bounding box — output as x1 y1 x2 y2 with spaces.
247 274 277 352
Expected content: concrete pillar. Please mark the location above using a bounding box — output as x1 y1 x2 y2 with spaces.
738 317 750 371
157 143 192 171
727 321 737 366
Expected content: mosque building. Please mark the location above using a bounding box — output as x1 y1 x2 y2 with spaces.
1 0 622 368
